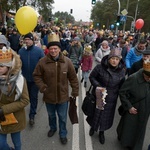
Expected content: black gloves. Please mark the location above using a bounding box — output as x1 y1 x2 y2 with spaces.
0 108 5 122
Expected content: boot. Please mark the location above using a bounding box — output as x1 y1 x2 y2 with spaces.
89 127 94 136
99 131 105 144
84 82 87 88
81 78 84 83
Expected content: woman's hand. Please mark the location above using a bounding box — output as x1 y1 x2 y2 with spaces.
129 107 138 114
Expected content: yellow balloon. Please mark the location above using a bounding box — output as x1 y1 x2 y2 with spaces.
15 6 38 35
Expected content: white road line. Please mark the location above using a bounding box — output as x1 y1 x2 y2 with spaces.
82 85 93 150
72 96 79 150
79 68 93 150
72 73 79 150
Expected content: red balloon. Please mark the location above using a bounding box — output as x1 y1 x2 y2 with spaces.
135 19 144 30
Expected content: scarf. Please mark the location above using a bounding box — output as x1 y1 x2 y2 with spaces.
134 45 145 56
100 45 110 52
0 71 24 101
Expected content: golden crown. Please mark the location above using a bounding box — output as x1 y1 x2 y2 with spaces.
143 59 150 72
0 47 13 63
48 32 60 43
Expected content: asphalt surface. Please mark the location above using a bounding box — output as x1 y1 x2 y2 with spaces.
7 63 150 150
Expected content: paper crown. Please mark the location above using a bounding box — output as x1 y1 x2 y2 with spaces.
84 45 92 53
48 32 60 43
0 47 13 63
143 59 150 72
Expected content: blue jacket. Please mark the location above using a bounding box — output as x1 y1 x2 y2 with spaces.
19 45 45 82
125 47 143 68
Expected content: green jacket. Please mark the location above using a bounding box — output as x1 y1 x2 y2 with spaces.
117 69 150 150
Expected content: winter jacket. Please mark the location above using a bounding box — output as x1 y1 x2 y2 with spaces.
81 54 93 72
130 58 143 75
0 51 29 134
88 55 125 131
33 52 79 104
95 47 110 63
68 44 83 68
18 45 45 82
125 47 143 68
117 69 150 150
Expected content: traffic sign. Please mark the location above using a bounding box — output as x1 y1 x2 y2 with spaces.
121 9 128 16
120 16 127 22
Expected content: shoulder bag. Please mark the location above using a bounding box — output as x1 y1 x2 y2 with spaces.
82 85 96 117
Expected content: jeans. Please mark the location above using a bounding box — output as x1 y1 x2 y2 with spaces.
45 101 68 138
27 81 39 119
0 131 21 150
82 71 90 82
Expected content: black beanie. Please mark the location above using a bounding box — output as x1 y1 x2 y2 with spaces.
24 33 34 41
47 41 61 49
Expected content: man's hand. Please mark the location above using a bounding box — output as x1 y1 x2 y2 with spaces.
129 107 138 114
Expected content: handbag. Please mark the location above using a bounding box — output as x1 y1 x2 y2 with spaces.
68 97 78 124
82 85 96 117
0 113 18 126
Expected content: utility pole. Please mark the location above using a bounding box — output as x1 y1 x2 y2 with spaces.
115 0 121 35
123 0 129 33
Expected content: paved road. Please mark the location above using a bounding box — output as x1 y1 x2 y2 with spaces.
8 68 150 150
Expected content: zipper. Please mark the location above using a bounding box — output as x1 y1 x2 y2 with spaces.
56 62 58 103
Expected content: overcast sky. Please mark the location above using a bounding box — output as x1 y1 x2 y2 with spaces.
52 0 93 22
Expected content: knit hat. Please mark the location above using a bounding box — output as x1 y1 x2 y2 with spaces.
101 40 108 46
73 37 80 42
0 46 13 67
108 49 122 59
142 48 150 55
23 33 34 41
0 35 10 48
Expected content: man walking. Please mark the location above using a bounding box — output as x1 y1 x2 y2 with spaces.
18 32 45 126
33 40 79 144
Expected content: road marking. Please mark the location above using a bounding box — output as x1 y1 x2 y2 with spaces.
72 96 79 150
72 73 79 150
79 68 93 150
82 85 93 150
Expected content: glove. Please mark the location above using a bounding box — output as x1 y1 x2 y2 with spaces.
0 109 5 122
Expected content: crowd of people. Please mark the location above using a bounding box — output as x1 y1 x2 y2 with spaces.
0 23 150 150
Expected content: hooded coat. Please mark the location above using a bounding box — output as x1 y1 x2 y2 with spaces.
0 50 29 134
88 55 125 131
117 69 150 150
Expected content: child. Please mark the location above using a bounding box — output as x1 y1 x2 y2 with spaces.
0 35 29 150
80 44 93 87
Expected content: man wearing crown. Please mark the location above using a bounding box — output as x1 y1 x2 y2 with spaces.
33 35 79 145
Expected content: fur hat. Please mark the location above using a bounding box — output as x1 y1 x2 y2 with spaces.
108 49 122 59
24 33 34 41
